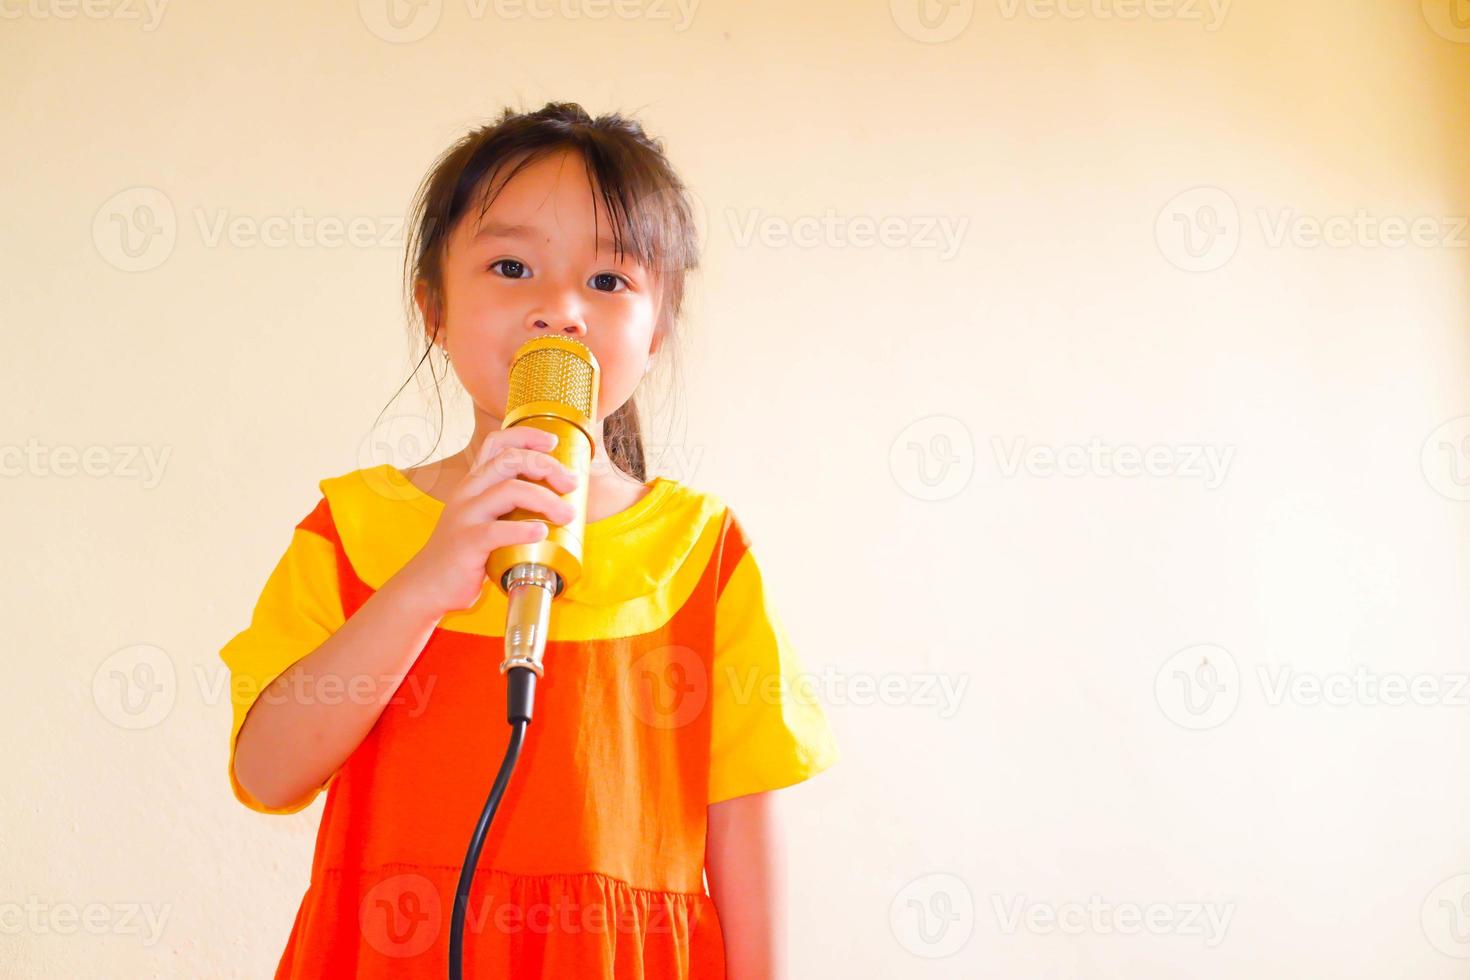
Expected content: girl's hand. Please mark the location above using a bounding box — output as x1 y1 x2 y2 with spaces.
394 427 580 618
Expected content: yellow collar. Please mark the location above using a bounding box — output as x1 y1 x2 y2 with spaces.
317 465 725 639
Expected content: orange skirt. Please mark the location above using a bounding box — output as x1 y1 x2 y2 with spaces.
274 865 726 978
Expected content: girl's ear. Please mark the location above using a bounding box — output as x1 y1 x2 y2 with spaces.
414 279 443 348
644 330 662 375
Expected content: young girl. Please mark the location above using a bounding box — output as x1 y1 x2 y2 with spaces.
219 103 839 979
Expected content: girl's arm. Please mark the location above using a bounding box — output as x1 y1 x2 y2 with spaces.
705 790 787 980
233 572 443 810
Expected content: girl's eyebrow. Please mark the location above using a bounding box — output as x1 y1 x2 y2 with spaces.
474 220 621 256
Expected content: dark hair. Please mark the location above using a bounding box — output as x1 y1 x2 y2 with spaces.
377 102 701 481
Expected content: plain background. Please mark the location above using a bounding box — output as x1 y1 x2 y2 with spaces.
5 0 1470 976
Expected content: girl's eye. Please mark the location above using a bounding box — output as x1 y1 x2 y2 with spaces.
489 259 529 279
489 261 627 294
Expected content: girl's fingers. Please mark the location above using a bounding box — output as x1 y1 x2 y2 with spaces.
459 450 574 506
457 428 561 499
467 477 577 526
492 519 550 545
486 448 579 492
473 426 556 470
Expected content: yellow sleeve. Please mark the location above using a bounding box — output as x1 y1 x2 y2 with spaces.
707 528 840 805
219 516 345 814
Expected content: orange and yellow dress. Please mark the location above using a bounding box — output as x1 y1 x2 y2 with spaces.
219 464 839 978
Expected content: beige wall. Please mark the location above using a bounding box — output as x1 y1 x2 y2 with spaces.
4 0 1470 975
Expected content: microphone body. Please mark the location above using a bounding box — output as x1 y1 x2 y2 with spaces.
486 336 601 688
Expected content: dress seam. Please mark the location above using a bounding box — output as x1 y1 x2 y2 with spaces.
317 862 710 900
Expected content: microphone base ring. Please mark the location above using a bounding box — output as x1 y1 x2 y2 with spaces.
499 656 545 678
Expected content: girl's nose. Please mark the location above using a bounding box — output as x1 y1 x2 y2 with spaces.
531 317 587 336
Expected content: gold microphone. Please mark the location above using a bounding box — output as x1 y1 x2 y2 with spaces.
486 335 600 687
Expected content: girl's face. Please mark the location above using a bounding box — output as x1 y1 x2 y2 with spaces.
420 147 661 431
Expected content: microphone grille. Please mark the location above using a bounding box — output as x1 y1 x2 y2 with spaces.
505 337 599 419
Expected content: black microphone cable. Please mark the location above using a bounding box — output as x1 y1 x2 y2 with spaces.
450 559 558 979
448 665 537 980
